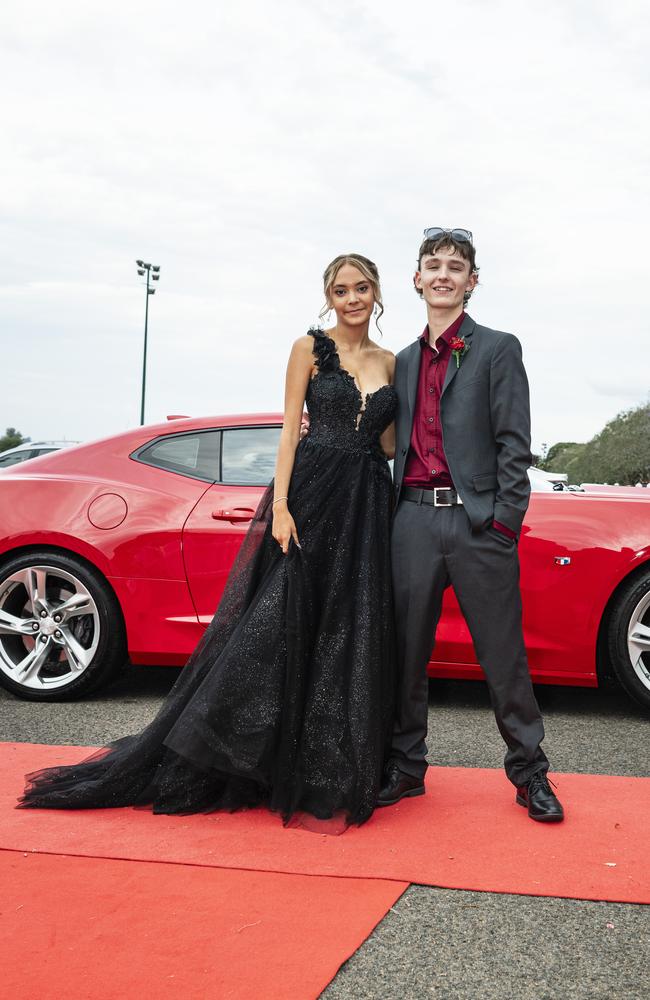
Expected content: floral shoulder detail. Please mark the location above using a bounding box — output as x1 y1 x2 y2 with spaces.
307 327 340 372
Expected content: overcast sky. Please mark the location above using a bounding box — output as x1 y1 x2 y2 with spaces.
1 0 648 454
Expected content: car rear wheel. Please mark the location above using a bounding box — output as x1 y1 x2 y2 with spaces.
608 568 650 711
0 551 126 701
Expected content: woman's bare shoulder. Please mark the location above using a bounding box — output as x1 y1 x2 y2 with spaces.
370 343 396 376
287 334 317 365
281 336 316 382
292 334 316 353
367 340 394 358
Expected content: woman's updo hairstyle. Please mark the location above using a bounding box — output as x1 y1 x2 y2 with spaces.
319 253 384 332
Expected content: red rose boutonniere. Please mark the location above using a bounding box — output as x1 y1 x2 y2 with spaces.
450 336 469 369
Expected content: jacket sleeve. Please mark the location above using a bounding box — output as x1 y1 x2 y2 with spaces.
488 333 532 533
392 349 410 492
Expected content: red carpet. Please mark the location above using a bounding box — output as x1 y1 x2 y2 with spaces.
1 848 405 999
2 743 648 904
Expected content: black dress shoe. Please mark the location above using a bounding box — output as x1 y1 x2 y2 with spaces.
377 763 425 807
516 772 564 823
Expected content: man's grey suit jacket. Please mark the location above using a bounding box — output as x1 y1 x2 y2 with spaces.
393 313 532 535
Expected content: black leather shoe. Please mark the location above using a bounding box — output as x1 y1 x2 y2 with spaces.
377 763 425 807
516 772 564 823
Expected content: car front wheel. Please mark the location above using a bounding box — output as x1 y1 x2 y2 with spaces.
608 569 650 711
0 551 126 701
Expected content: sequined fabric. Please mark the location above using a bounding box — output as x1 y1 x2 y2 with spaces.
18 329 397 826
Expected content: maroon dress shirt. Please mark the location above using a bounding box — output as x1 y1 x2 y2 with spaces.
403 313 465 490
403 313 516 539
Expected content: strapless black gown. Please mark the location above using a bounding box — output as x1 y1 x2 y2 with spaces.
18 329 397 826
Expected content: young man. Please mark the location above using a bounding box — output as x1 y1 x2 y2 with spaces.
379 227 563 822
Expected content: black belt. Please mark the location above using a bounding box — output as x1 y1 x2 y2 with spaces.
402 486 463 507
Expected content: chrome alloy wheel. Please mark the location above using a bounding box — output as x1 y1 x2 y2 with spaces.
0 565 100 692
627 590 650 692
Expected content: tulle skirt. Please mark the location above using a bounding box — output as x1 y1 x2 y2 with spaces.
18 436 396 826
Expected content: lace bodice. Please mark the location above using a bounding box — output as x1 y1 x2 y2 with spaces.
305 329 396 456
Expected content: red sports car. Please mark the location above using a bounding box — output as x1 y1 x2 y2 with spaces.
0 414 649 710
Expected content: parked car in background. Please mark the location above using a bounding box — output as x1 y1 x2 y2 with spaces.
531 468 568 487
0 414 648 711
0 440 81 468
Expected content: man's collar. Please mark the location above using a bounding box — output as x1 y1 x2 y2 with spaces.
420 311 466 350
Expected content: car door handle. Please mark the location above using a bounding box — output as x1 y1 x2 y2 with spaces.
211 508 255 523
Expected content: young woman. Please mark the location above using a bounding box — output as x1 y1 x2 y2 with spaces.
18 254 397 826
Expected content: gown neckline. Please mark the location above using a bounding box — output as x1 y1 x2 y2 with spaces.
311 329 394 401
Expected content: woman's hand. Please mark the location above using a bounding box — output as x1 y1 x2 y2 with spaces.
272 502 301 554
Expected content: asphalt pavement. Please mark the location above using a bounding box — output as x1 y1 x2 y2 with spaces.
1 671 648 999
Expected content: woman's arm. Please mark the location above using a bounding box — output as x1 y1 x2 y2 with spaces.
271 336 314 553
380 422 395 460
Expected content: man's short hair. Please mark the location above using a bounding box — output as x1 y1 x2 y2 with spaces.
415 234 480 304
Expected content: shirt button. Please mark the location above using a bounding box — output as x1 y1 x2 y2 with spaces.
428 416 434 423
431 469 437 476
428 386 434 393
428 448 435 454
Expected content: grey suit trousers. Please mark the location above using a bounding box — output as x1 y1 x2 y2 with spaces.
390 498 549 787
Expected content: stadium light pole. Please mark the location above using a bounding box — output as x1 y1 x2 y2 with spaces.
135 260 161 425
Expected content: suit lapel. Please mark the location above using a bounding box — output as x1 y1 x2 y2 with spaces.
406 341 421 423
441 314 476 396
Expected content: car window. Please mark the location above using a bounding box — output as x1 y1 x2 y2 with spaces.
31 448 58 457
135 430 222 482
0 452 29 467
221 426 281 485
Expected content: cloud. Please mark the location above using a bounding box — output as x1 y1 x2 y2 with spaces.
0 0 648 454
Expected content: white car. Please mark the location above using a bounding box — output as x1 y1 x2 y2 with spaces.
0 441 81 468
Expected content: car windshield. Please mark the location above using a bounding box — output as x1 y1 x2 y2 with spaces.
528 468 560 492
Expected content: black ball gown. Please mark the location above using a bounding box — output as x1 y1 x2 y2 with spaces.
18 329 397 826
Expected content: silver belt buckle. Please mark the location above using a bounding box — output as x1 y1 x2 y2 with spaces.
433 488 453 507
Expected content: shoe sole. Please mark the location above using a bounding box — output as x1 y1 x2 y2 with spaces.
377 785 426 808
516 794 564 822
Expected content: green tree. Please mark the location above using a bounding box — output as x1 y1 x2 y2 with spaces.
541 402 650 485
543 441 581 467
0 427 30 453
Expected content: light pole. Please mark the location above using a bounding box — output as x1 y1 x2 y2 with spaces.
135 260 161 425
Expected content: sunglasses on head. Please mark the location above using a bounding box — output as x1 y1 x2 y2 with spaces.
423 227 473 244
